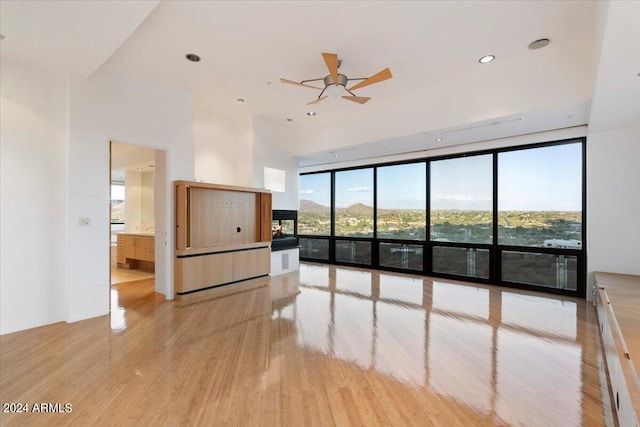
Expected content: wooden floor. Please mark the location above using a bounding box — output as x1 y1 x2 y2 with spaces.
1 263 616 426
110 267 155 285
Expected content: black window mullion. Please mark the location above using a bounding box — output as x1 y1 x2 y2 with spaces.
492 152 500 284
330 171 336 263
425 160 431 275
372 167 379 268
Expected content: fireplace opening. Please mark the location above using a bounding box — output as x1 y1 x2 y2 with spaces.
272 210 299 251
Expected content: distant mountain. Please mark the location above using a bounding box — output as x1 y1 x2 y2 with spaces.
299 199 329 212
338 203 374 216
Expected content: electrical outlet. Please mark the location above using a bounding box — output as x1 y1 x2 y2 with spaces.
79 217 91 226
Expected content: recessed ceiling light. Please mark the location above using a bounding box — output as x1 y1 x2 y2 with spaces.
306 111 317 116
286 118 293 122
435 137 443 142
236 98 245 103
528 38 550 50
334 154 341 158
479 55 495 64
185 53 201 62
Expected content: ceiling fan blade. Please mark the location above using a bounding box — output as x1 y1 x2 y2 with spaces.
307 96 328 105
347 67 392 91
321 52 340 85
342 96 371 105
280 78 322 90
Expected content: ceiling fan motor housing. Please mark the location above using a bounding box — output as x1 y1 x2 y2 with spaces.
324 74 348 87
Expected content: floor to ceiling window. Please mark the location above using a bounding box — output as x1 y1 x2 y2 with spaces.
298 138 586 297
334 168 374 265
298 172 331 260
430 154 493 279
498 143 583 291
377 162 426 271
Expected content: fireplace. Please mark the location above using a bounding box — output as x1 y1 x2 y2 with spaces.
271 210 299 251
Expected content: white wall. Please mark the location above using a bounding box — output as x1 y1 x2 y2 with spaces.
587 125 640 289
1 59 68 334
1 59 272 334
66 66 195 322
124 170 142 232
194 97 253 187
251 117 299 210
141 170 155 229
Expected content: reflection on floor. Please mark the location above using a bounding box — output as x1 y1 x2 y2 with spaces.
110 267 154 285
1 263 616 426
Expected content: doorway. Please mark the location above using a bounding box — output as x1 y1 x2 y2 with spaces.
110 142 164 287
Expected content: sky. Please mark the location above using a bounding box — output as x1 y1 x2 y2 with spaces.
299 142 582 211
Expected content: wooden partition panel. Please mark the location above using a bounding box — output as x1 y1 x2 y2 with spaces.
174 181 272 294
260 193 272 243
190 188 256 248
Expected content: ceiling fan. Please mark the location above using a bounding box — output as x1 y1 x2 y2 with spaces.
281 52 393 105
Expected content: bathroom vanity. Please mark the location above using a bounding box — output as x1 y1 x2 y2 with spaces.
116 232 155 269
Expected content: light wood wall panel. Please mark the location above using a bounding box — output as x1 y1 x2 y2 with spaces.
189 188 256 248
260 193 272 243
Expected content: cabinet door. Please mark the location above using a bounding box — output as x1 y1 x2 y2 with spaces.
116 235 126 263
233 250 258 282
257 247 271 276
124 235 137 259
203 252 233 287
145 237 155 262
136 236 155 262
175 256 203 293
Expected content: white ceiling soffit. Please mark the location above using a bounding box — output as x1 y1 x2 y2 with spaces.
99 0 598 154
0 0 159 78
297 99 591 167
588 1 640 133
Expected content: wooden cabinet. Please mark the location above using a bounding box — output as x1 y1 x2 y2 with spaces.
594 272 640 427
136 236 154 262
116 233 155 269
175 248 270 294
174 181 272 294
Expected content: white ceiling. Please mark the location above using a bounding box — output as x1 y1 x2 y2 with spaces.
0 0 158 78
1 1 636 165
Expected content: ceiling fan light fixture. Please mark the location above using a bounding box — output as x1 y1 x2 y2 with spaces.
326 84 345 98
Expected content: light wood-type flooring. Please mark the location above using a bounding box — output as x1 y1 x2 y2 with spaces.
110 267 155 286
1 263 616 426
